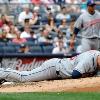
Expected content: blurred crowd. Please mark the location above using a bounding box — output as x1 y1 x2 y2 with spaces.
0 0 99 54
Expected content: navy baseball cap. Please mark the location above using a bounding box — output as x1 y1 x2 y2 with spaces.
87 0 96 6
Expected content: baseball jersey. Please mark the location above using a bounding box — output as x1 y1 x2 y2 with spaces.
57 50 100 78
74 10 100 38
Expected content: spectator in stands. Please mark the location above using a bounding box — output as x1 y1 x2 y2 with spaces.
64 0 81 13
56 6 71 20
25 30 38 42
18 5 33 26
65 0 80 4
17 43 31 54
80 0 87 13
10 0 31 3
46 11 54 19
58 18 68 35
0 0 9 3
20 25 31 38
12 32 27 44
24 18 30 26
45 17 58 33
31 0 41 5
30 30 37 40
29 7 39 25
54 0 65 5
2 24 14 39
41 0 54 5
38 27 53 44
0 14 7 28
0 30 10 43
0 14 12 28
5 24 18 39
52 38 67 54
53 30 67 48
18 0 31 4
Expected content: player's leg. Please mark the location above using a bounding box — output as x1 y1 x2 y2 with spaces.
2 58 59 82
0 68 8 84
81 38 91 52
91 38 99 50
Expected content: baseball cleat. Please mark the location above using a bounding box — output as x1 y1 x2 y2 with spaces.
0 79 7 85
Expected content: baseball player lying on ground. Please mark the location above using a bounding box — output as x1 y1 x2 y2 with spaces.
0 50 100 83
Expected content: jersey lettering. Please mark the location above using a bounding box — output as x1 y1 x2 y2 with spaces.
83 18 100 29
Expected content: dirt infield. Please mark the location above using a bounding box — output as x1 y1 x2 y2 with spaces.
0 77 100 92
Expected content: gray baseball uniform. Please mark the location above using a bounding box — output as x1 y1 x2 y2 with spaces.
74 10 100 52
0 50 100 82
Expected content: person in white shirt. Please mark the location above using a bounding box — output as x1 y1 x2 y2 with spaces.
18 5 33 26
52 39 67 54
20 26 31 38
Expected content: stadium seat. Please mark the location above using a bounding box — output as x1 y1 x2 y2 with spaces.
0 47 4 54
24 41 35 47
42 45 54 54
3 46 16 53
7 42 20 46
26 38 36 42
29 46 42 53
0 42 6 46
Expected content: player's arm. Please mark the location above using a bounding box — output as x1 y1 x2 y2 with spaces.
70 28 80 44
72 70 82 79
72 58 96 79
70 15 83 48
72 70 95 79
70 27 80 49
72 28 80 39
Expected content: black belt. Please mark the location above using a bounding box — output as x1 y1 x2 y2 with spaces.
56 71 60 75
56 71 62 79
89 37 98 39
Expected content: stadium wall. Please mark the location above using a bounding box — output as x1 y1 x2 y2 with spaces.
0 53 77 71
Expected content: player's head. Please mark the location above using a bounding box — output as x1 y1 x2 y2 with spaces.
87 0 96 14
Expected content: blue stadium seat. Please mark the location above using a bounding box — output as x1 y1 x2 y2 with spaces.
0 42 6 46
26 38 36 42
24 41 35 47
7 42 21 49
3 46 16 53
0 47 4 54
29 46 42 53
42 45 54 54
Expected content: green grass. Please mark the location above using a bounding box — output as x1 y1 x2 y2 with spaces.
0 92 100 100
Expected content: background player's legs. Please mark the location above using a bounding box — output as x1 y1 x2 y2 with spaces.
81 38 100 53
91 38 100 50
81 38 91 52
3 58 59 82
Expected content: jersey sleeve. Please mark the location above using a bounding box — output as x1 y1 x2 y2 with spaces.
73 57 94 74
74 15 83 30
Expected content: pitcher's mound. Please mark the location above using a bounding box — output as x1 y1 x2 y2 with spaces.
0 77 100 92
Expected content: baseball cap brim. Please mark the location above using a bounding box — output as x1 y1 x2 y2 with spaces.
87 3 96 6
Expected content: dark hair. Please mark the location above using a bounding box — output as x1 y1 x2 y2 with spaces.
24 18 29 23
48 17 56 25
